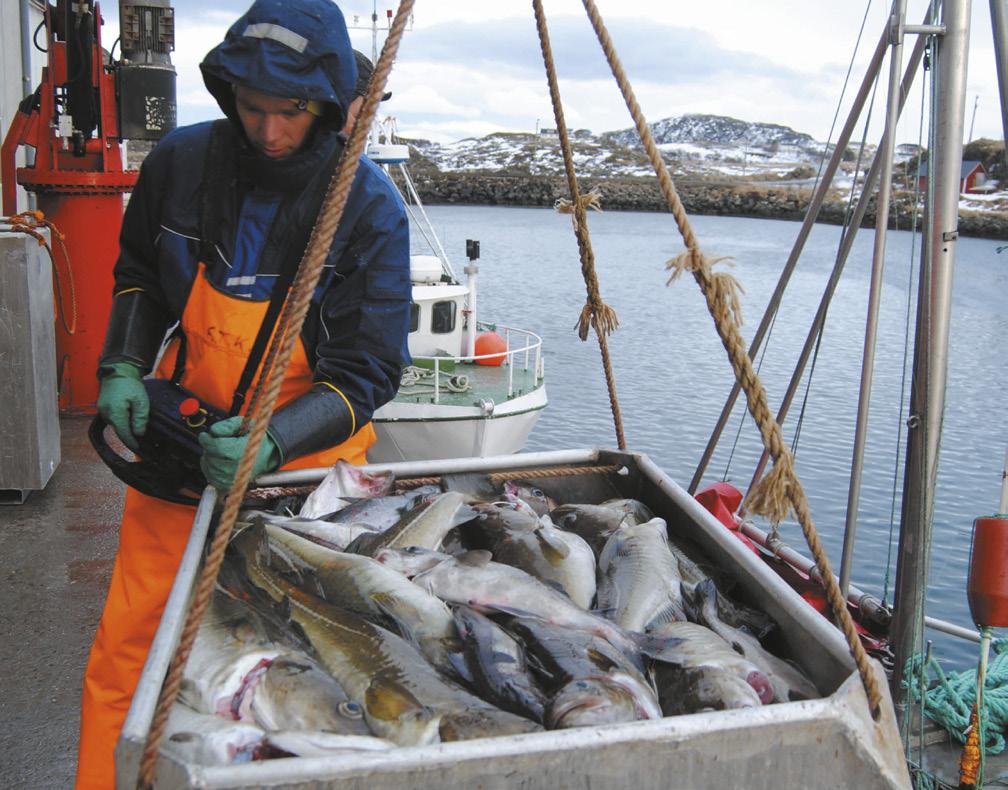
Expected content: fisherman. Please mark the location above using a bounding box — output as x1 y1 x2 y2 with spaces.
75 0 411 786
343 49 393 135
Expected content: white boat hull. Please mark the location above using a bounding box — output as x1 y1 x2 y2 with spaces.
367 387 548 462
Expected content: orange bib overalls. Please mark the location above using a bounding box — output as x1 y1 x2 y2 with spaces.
75 266 374 788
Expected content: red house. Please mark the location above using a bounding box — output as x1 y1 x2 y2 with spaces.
917 159 989 193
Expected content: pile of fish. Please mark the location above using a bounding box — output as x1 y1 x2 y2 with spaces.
165 462 819 766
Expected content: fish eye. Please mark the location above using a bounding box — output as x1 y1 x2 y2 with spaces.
339 701 364 718
532 488 545 498
574 680 590 690
405 546 422 554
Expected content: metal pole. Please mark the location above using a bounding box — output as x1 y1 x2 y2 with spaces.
739 31 930 508
19 0 33 98
839 2 908 598
688 4 938 496
991 0 1008 172
889 0 971 711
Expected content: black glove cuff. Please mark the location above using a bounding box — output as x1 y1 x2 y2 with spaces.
99 289 170 375
268 385 356 463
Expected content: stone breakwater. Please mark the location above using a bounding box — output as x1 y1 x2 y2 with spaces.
395 170 1008 240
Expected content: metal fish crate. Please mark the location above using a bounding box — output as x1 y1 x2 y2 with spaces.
117 449 911 789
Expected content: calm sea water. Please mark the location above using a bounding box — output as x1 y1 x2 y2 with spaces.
414 203 1008 670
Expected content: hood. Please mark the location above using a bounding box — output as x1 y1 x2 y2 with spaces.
200 0 357 130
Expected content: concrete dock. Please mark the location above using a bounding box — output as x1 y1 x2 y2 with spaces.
0 417 123 788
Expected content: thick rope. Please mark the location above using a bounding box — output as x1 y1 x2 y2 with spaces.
579 0 883 720
905 636 1008 755
135 4 414 785
532 0 625 451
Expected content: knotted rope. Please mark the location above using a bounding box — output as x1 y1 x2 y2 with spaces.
135 4 415 785
578 0 884 720
533 0 625 450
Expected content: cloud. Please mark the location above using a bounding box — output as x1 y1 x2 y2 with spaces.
399 15 804 87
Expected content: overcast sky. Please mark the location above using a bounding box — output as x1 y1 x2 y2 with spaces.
104 0 1005 147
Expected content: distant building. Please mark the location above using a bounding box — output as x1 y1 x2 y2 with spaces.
917 159 989 194
539 127 558 137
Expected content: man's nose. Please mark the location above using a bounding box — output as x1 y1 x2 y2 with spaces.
261 114 283 143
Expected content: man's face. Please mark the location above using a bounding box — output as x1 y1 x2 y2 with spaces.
234 85 316 160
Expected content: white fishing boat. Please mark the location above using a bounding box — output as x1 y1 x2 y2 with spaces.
358 68 547 464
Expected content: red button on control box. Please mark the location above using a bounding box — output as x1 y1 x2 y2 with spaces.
179 397 200 417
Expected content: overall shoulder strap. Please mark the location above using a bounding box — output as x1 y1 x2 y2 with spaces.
227 136 347 417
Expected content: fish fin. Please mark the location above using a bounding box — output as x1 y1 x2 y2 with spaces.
479 602 540 619
458 549 493 567
534 528 571 561
369 591 410 636
492 650 518 666
646 599 688 630
634 632 686 662
446 651 475 686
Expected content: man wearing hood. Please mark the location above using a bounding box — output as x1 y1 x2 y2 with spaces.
75 1 410 785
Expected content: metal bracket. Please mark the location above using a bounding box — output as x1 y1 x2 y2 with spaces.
942 230 959 242
904 24 946 35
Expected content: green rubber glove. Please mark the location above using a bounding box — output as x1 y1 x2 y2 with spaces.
96 362 149 452
198 416 282 491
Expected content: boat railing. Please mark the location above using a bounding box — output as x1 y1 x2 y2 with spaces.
409 323 544 405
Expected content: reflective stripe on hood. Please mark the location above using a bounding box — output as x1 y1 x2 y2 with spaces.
200 0 357 129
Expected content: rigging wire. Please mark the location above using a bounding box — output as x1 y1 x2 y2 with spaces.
788 69 883 460
883 34 932 608
720 0 875 484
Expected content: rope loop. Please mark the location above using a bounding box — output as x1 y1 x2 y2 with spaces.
744 452 798 526
576 300 620 341
556 186 603 214
666 252 745 327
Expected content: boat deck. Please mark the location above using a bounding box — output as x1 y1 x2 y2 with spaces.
2 417 1006 788
393 360 542 408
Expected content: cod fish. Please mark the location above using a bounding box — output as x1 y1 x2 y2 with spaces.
596 518 687 632
463 502 597 608
687 579 818 703
452 606 547 722
347 491 476 556
549 499 653 557
374 546 454 577
299 460 395 519
412 550 644 664
164 705 392 766
234 535 541 745
258 523 461 677
247 655 374 735
325 485 442 530
653 664 762 716
240 512 379 552
164 705 266 766
504 617 661 728
179 592 288 719
502 481 557 517
645 621 773 706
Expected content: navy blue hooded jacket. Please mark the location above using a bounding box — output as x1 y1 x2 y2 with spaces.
102 0 411 461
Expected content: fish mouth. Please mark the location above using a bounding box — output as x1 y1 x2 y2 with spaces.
746 670 774 704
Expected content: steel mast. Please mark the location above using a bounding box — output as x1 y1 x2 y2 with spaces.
889 0 972 713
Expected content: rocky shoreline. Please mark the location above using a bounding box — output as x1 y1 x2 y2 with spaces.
396 170 1008 240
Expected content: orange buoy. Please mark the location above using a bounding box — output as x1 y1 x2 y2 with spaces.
474 331 507 367
967 514 1008 627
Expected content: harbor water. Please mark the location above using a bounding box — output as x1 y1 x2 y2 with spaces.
416 203 1008 670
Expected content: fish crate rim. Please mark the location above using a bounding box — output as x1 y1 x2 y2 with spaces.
117 447 910 789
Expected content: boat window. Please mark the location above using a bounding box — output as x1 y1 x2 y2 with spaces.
409 302 419 332
431 301 456 334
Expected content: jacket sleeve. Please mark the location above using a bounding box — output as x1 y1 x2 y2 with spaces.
98 138 177 374
267 166 411 461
